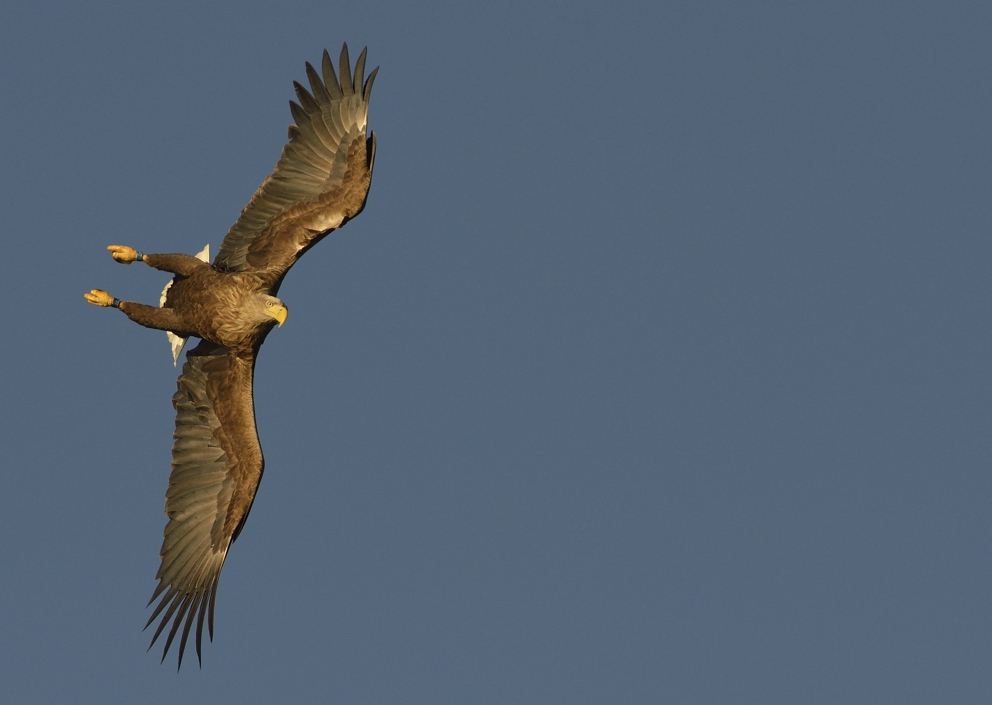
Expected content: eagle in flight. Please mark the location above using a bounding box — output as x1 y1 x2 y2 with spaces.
85 44 377 669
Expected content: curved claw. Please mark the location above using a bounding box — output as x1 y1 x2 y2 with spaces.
85 289 116 307
108 245 140 264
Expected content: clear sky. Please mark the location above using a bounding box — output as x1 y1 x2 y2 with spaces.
1 1 990 702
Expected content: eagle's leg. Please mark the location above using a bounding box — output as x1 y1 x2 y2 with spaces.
84 289 189 334
119 302 188 333
143 253 211 276
84 289 117 307
107 245 209 277
107 245 143 264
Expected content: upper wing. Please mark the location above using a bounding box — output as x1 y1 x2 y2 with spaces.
145 341 264 669
214 44 377 289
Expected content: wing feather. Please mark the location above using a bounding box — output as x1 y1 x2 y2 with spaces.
293 80 321 114
339 43 354 95
322 49 343 99
214 43 377 280
292 109 339 162
176 593 203 667
145 341 264 669
353 47 367 94
295 103 344 161
306 62 331 105
363 66 379 102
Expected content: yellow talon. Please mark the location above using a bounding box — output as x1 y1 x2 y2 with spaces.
108 245 140 264
84 289 116 307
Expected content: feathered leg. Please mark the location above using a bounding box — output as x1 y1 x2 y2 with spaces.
107 245 209 277
84 289 190 334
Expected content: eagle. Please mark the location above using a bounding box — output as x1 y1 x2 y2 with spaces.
84 44 377 669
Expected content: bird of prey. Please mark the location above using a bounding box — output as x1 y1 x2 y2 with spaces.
84 44 377 669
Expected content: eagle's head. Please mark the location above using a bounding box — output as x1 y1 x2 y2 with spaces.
257 294 288 327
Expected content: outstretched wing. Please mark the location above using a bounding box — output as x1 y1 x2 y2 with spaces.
145 341 264 669
214 43 377 289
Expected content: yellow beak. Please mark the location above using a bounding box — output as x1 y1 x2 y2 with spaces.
268 305 288 327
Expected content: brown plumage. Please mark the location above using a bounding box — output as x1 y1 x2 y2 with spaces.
84 44 377 668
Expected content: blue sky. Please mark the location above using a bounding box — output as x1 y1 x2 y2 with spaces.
2 1 991 702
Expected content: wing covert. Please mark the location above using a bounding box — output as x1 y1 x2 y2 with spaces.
145 340 265 669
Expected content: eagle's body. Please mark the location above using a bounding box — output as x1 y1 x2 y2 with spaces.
84 44 377 669
166 268 272 350
126 259 277 351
